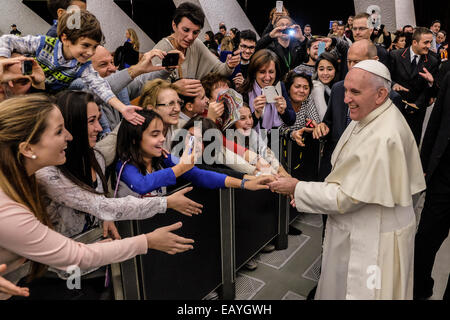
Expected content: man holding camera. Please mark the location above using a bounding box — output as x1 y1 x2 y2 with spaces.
255 15 306 78
151 2 240 98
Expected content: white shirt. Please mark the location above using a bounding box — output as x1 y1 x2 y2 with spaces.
410 46 419 64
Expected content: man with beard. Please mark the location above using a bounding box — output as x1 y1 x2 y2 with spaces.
293 38 320 76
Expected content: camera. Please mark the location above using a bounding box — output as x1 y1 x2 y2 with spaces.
162 52 180 67
281 28 295 36
22 60 33 76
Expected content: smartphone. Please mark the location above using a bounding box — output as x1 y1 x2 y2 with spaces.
318 42 326 56
276 1 283 13
282 28 295 36
22 60 33 75
262 86 278 104
162 52 179 67
187 135 195 155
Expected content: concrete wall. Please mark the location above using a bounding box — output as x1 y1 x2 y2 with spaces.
354 0 397 32
354 0 416 32
0 0 50 37
394 0 416 30
87 0 155 53
198 0 258 36
173 0 258 39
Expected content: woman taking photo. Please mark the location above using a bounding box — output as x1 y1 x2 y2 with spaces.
241 49 295 132
0 94 195 300
310 52 339 120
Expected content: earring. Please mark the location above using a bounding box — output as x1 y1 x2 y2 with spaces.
31 155 37 160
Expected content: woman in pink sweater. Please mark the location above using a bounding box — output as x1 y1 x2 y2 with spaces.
0 94 195 299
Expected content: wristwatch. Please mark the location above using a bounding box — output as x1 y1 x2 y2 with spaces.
240 178 249 189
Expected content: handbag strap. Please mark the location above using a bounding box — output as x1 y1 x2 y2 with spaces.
113 160 129 198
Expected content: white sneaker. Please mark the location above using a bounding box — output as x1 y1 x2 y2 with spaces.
244 258 258 271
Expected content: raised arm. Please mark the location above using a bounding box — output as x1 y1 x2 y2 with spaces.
0 35 41 58
35 166 167 221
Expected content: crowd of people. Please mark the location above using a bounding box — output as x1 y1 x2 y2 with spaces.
0 0 448 301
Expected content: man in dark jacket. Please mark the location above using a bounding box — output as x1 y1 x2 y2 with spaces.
414 71 450 301
255 16 307 79
389 27 439 144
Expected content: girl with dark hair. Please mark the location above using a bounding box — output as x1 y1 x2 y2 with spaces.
0 94 195 300
311 52 339 120
36 90 201 237
204 31 218 52
28 91 202 299
115 110 273 199
242 49 295 131
230 27 240 50
280 70 320 146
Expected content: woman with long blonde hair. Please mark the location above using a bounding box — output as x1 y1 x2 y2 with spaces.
126 28 140 51
114 28 141 69
0 94 194 300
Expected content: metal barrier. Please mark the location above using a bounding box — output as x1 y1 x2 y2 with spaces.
112 134 322 300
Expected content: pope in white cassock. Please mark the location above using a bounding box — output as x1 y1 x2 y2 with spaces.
268 60 426 300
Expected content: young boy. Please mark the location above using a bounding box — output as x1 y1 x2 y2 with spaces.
0 10 143 125
46 0 87 38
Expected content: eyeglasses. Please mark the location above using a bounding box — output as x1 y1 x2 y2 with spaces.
352 27 369 32
239 44 256 51
156 99 184 108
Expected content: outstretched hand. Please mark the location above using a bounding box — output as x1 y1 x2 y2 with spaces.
292 127 314 147
146 222 195 255
419 67 434 84
268 177 300 195
121 105 144 125
244 174 276 191
0 264 30 297
166 187 203 217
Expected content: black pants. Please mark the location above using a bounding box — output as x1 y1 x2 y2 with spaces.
414 191 450 300
404 108 427 145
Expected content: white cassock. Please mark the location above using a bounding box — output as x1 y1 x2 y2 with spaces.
294 99 426 300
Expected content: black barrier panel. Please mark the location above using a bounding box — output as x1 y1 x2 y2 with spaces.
289 133 321 182
234 189 279 269
136 187 222 300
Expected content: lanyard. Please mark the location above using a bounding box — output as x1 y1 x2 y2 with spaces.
283 52 291 69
